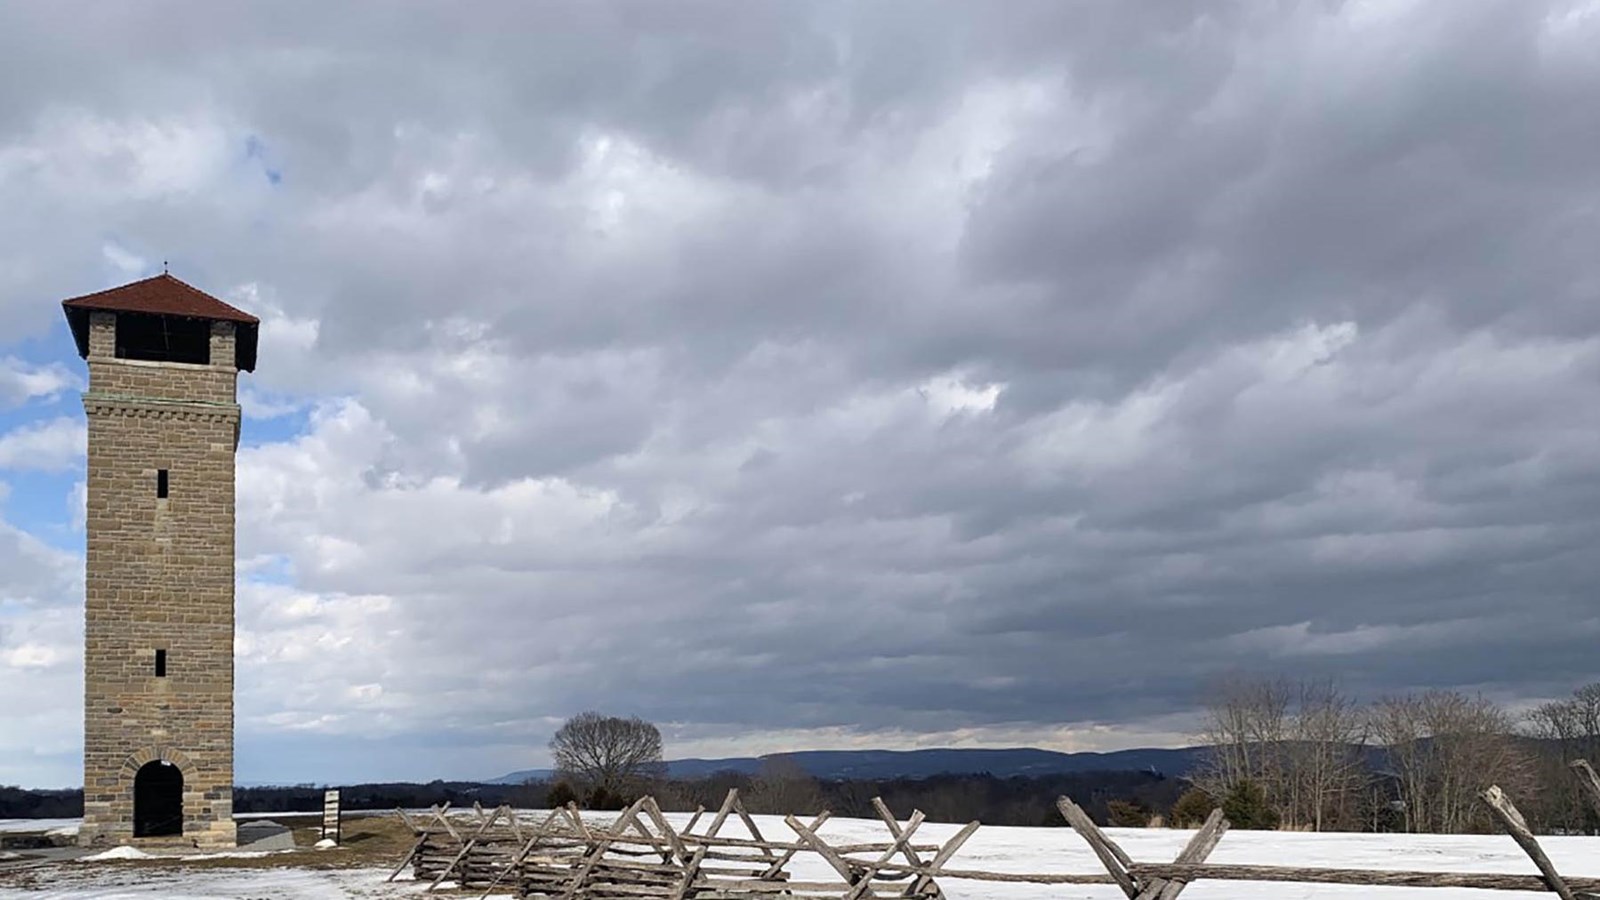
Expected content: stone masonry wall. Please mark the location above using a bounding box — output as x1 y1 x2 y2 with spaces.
79 314 239 848
84 312 238 406
86 359 237 406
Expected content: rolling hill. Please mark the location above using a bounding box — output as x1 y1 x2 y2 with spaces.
487 745 1207 785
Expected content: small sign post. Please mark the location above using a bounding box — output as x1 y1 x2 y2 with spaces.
321 788 342 845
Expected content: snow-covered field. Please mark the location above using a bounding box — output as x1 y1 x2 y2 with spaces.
0 821 76 837
2 811 1596 899
0 865 422 899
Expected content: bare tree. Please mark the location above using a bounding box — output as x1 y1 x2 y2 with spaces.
1196 675 1370 831
1528 683 1600 761
1286 679 1368 831
1525 682 1600 832
1203 672 1376 826
1369 694 1425 833
1369 691 1530 834
744 756 825 815
1193 674 1293 808
549 711 666 802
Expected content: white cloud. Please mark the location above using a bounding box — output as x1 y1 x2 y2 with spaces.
0 357 77 408
101 241 147 278
0 110 237 200
0 417 86 471
0 519 82 786
918 373 1003 416
3 641 63 669
665 715 1203 762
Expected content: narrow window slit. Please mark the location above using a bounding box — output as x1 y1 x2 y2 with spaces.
155 649 167 678
157 469 169 499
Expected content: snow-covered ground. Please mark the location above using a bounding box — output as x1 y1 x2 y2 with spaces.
0 866 427 899
1 810 1596 899
0 820 76 836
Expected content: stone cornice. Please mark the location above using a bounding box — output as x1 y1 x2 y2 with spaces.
82 392 241 422
87 356 239 375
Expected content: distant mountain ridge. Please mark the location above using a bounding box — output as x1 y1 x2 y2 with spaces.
487 746 1208 785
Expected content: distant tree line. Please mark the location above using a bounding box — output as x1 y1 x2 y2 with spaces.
232 780 548 814
649 758 1183 827
0 785 80 819
539 713 1182 826
7 691 1598 833
0 769 1180 827
1188 676 1600 834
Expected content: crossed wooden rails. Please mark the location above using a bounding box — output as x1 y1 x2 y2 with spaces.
389 789 953 899
392 802 529 889
1062 759 1600 900
393 757 1600 900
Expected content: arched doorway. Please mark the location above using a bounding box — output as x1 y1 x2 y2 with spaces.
133 760 183 837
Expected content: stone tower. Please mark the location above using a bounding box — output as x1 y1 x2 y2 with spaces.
63 274 258 848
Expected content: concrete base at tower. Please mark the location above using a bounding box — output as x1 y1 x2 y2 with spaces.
78 812 237 850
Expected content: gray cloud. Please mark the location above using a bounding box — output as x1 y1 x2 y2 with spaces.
2 0 1599 783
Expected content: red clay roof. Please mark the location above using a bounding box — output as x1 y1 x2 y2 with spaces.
61 274 259 324
60 274 260 371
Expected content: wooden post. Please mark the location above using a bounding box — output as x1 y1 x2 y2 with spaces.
507 803 526 845
477 807 564 900
872 798 944 900
671 845 708 900
843 809 926 900
641 795 691 864
924 820 980 869
395 807 420 833
431 804 462 843
562 796 651 900
386 806 431 884
762 811 830 878
733 793 777 850
1571 760 1600 820
1135 807 1228 900
388 804 457 884
1125 863 1600 892
430 804 505 892
702 790 741 841
1480 785 1579 900
919 818 980 897
1057 796 1140 899
387 832 429 883
683 804 708 837
786 813 878 898
564 800 592 840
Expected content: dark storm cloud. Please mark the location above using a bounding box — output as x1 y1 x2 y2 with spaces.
2 0 1599 782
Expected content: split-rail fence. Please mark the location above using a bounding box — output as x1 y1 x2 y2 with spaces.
392 757 1600 899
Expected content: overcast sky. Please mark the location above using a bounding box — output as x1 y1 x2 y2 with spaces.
2 1 1598 788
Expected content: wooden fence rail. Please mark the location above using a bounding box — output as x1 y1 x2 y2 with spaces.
394 759 1600 900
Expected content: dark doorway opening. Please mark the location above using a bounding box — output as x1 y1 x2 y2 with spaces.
133 760 183 837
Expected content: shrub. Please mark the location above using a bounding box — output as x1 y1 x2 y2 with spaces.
1169 787 1216 827
587 785 628 810
546 781 579 809
1105 799 1149 828
1221 779 1280 830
